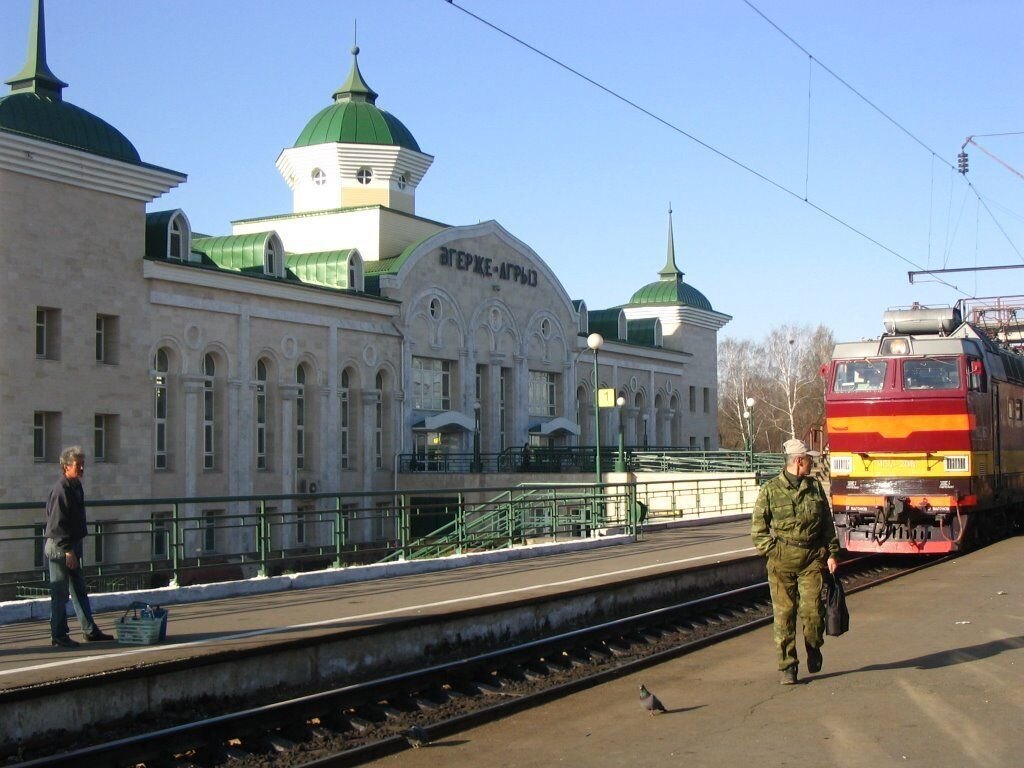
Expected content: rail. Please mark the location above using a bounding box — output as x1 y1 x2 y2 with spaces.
0 474 764 600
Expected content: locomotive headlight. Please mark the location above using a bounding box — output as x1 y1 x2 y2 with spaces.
881 337 911 355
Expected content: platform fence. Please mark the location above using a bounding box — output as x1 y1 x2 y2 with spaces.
0 472 768 601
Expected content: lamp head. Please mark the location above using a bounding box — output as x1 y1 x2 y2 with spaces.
473 401 481 413
587 332 604 351
616 396 625 407
745 397 756 408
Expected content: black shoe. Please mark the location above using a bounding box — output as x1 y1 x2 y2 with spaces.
780 666 798 685
83 629 114 642
52 635 80 648
807 645 823 673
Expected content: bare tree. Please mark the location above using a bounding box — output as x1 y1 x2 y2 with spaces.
718 323 834 452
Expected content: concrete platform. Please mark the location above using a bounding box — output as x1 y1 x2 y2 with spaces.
363 535 1024 768
0 521 755 693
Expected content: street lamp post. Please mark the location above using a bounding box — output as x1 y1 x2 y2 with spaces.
642 413 649 451
471 401 481 473
744 397 755 470
615 395 627 472
587 333 604 485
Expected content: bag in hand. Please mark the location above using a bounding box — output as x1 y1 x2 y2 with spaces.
825 572 849 636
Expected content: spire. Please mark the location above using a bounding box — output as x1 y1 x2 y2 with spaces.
658 204 684 282
332 45 378 105
5 0 68 99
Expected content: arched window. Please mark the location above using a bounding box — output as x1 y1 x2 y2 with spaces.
374 371 385 469
340 368 351 470
255 359 269 470
203 354 216 470
170 219 183 260
296 365 306 470
154 348 170 469
264 242 278 277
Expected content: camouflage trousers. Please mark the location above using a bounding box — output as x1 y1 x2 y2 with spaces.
766 540 826 671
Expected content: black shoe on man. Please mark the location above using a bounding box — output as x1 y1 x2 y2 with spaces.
52 635 80 648
83 629 114 642
780 666 798 685
806 645 823 674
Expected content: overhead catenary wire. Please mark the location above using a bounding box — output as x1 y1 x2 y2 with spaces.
442 0 1024 290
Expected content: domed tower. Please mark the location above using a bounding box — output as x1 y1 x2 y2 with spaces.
622 207 730 350
0 0 141 165
276 46 433 215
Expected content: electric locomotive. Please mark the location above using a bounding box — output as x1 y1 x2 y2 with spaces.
824 303 1024 554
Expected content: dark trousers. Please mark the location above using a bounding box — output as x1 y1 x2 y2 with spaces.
47 541 99 640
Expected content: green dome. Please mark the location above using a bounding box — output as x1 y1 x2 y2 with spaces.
629 278 714 311
294 100 420 152
293 45 420 153
0 92 140 164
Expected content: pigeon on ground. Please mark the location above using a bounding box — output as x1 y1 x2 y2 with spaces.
401 725 431 748
639 683 666 715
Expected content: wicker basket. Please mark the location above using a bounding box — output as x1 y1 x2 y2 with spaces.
116 602 168 645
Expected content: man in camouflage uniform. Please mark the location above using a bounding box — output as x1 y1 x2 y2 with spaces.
751 438 839 684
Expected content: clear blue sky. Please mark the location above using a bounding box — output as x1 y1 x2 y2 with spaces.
3 1 1023 343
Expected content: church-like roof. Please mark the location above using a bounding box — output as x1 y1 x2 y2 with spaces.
0 0 141 164
626 207 715 312
293 46 420 152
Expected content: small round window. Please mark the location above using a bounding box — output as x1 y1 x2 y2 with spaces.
311 168 326 186
356 167 373 185
397 172 408 190
540 318 551 336
429 298 441 319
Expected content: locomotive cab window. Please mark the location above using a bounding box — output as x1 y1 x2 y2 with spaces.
902 357 960 391
832 360 887 393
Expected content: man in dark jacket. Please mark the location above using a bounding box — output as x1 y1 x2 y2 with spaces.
751 439 839 684
44 446 112 647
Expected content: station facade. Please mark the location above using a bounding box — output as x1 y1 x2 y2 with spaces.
0 2 730 570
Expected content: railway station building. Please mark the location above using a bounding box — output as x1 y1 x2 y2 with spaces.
0 3 731 571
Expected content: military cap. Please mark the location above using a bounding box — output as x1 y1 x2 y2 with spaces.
783 438 819 457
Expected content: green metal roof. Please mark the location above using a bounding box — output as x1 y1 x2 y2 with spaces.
1 1 140 164
293 46 420 152
145 210 176 258
588 309 623 341
286 250 356 289
0 92 141 164
191 233 275 272
628 278 713 311
627 317 660 346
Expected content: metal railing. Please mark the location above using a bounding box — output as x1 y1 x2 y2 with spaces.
398 447 785 475
0 471 767 601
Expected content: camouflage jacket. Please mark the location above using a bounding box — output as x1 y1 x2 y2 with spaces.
751 472 839 557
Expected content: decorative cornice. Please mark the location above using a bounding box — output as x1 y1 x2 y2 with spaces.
0 130 183 201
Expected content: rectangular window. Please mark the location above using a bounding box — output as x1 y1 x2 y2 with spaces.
296 511 307 545
155 374 168 469
703 436 711 451
203 378 215 470
340 387 350 470
256 383 267 470
95 314 119 364
33 524 44 568
529 370 558 417
202 510 218 553
33 411 61 462
688 386 696 412
93 521 105 563
94 414 119 463
412 357 451 410
374 500 391 541
689 435 697 449
35 307 60 360
832 359 888 393
374 394 384 469
703 387 710 414
499 368 508 451
902 357 961 391
296 384 305 470
152 513 170 559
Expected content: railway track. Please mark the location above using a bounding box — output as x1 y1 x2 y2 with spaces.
9 555 945 768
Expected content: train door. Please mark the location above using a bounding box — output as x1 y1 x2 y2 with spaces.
992 382 1002 490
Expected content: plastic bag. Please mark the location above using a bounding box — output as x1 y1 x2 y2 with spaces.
825 572 849 636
